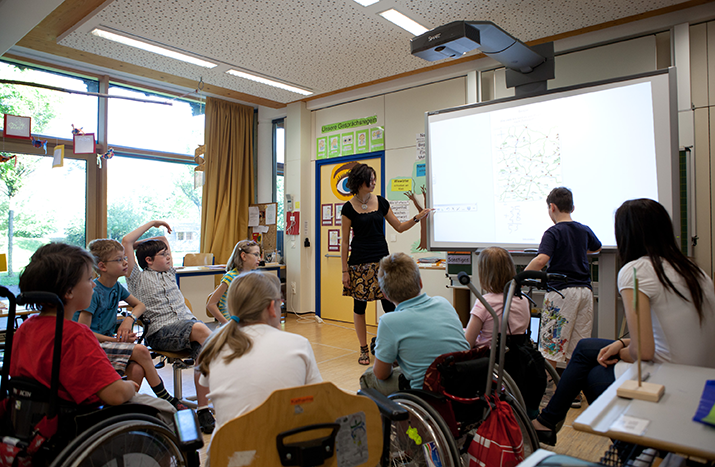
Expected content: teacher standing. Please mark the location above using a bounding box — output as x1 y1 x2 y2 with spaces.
341 163 432 365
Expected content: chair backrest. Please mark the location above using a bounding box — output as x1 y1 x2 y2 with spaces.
183 253 214 267
209 382 382 467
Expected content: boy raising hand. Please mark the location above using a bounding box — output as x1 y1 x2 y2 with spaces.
123 220 215 434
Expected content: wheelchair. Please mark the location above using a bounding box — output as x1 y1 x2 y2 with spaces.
0 287 203 467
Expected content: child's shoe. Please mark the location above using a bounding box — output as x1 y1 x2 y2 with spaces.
197 408 215 434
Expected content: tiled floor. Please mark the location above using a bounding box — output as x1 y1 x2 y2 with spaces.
148 313 610 464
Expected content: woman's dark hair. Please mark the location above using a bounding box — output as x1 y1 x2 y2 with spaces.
345 163 375 195
19 242 95 306
615 198 705 322
135 239 167 269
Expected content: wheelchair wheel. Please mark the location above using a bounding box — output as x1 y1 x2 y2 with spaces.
55 417 187 467
388 392 461 467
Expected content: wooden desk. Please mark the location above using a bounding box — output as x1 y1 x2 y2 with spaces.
573 362 715 460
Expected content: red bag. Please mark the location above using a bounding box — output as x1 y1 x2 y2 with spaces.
467 395 525 467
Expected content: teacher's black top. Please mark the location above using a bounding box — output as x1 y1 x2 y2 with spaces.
342 195 390 265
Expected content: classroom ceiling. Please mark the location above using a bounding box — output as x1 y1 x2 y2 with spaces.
2 0 711 108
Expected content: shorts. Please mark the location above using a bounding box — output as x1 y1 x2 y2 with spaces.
538 287 593 363
100 341 135 374
146 319 203 362
342 262 385 302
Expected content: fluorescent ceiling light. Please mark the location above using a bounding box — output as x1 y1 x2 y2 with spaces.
91 28 217 68
379 9 428 36
226 69 313 96
353 0 379 6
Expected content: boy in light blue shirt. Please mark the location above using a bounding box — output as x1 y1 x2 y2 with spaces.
359 252 469 395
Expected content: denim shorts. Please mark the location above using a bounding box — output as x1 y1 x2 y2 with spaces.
146 319 203 361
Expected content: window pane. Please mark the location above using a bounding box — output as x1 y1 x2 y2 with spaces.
276 122 285 165
0 155 86 294
277 174 285 229
0 62 98 139
108 85 204 155
107 156 202 265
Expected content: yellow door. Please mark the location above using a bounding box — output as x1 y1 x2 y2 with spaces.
318 157 382 325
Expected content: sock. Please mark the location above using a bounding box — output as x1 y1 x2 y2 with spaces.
151 381 180 407
197 405 210 412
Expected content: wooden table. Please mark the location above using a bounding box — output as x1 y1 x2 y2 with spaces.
573 362 715 460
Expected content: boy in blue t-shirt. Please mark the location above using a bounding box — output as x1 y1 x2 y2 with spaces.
525 187 602 368
73 238 184 409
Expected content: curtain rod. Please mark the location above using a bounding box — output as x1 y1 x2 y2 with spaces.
0 79 173 105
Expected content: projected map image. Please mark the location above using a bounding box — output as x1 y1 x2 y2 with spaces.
494 125 562 202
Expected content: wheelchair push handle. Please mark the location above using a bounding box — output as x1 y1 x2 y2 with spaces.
16 292 65 420
17 291 64 309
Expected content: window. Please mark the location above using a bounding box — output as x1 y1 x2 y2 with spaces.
0 61 98 139
106 157 202 265
107 84 204 155
0 155 86 293
274 119 285 229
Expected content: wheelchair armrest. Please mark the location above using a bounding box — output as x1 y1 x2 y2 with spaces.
173 409 204 451
357 388 408 421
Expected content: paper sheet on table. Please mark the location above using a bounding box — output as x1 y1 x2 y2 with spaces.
265 204 276 225
248 206 260 226
609 414 650 436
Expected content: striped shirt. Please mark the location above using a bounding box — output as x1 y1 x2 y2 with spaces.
218 269 240 319
127 266 196 338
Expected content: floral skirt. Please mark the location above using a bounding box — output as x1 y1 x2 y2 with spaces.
342 262 385 301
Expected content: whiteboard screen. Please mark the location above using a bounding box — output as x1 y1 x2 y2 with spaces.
426 69 677 251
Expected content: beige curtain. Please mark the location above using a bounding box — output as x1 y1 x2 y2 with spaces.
200 97 254 263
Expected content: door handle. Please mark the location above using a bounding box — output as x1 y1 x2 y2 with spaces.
324 254 341 258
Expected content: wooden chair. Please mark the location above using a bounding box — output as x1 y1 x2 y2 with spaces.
209 382 384 467
183 253 214 266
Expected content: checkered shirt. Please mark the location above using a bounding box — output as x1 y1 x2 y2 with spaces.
127 266 196 338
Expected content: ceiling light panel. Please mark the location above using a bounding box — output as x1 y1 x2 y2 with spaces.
353 0 379 6
91 28 217 68
226 69 313 96
379 9 428 36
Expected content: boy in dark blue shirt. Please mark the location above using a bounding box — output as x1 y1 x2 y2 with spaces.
525 187 601 369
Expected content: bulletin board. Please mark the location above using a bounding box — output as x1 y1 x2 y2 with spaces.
248 202 278 254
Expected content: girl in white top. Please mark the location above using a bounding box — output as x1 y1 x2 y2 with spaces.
198 271 322 433
465 247 531 348
533 199 715 445
206 240 261 324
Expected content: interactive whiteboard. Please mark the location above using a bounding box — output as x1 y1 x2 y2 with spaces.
426 68 678 251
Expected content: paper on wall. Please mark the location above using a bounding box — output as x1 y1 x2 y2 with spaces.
266 204 276 225
248 206 260 226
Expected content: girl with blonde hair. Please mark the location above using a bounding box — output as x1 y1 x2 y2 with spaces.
206 240 262 324
198 271 322 431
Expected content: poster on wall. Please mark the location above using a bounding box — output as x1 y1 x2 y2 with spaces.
317 137 328 160
328 229 340 251
334 203 342 225
370 127 385 151
341 132 354 156
356 129 368 154
329 135 341 158
322 204 333 226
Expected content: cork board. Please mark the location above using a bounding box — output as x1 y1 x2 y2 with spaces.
249 202 277 254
